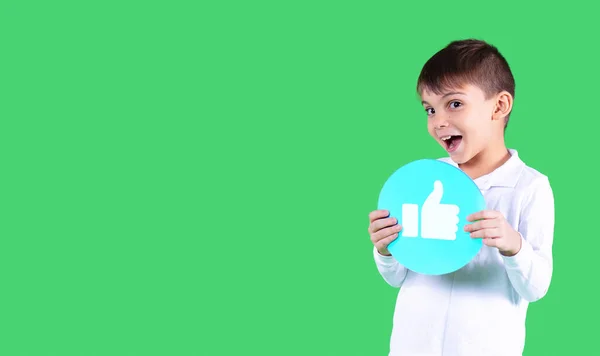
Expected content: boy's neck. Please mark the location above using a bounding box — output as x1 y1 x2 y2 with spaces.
458 141 511 180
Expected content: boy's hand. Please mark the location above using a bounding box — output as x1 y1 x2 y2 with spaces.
368 209 402 256
464 210 522 256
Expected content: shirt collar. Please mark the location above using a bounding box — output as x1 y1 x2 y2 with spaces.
445 149 524 189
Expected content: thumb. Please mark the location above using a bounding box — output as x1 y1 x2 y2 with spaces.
423 180 443 206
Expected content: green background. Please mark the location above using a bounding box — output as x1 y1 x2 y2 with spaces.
0 1 594 355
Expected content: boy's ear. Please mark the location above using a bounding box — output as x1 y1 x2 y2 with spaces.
492 91 513 121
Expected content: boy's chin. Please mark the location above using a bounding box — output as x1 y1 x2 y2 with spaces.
448 151 470 165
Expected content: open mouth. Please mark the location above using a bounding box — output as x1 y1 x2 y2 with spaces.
440 135 463 153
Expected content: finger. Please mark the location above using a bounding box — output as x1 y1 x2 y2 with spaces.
371 224 403 243
369 217 398 234
482 238 499 248
464 219 497 232
467 210 500 222
369 210 389 223
368 214 392 233
375 232 400 251
469 228 501 239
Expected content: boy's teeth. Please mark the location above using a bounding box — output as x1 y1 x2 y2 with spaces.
441 136 451 141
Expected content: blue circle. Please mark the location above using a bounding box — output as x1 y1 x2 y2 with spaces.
377 159 486 275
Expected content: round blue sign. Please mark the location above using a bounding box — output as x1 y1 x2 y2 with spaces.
377 159 486 275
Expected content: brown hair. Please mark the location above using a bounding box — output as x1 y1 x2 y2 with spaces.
416 39 515 126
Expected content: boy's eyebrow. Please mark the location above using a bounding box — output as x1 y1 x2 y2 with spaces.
421 91 467 105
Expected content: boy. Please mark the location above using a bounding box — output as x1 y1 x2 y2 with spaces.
368 39 554 356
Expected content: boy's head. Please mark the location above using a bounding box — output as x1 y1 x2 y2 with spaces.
417 39 515 164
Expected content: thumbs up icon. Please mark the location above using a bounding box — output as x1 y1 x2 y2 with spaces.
401 180 460 240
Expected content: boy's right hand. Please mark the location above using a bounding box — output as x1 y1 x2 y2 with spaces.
368 209 402 256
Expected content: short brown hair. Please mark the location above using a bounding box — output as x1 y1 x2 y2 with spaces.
416 39 515 126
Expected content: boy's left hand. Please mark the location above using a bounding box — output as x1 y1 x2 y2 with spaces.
464 210 522 256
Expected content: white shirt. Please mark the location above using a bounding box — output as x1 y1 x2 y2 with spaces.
374 149 555 356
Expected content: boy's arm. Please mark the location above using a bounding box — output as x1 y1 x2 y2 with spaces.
373 246 409 287
502 176 555 302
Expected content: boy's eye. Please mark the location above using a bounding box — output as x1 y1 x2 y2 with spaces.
426 108 435 115
450 101 462 108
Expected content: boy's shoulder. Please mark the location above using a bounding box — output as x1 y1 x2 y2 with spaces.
516 160 550 187
504 151 551 192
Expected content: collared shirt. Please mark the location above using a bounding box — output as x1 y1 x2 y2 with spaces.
373 149 555 356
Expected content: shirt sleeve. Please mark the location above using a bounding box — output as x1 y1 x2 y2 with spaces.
502 176 555 302
373 246 409 288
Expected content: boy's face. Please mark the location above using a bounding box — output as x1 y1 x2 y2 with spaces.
420 84 500 164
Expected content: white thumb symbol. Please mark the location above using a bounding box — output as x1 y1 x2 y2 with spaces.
423 180 444 206
420 180 460 240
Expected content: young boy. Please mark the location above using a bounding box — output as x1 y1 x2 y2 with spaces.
368 39 554 356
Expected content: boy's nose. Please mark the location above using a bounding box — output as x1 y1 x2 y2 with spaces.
432 116 449 129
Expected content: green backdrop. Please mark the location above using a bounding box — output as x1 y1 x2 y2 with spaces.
1 1 594 355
